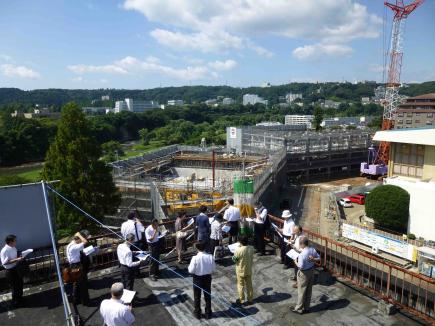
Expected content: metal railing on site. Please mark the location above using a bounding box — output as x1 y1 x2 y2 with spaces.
269 214 435 323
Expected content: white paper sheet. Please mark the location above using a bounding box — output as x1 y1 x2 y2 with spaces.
228 242 241 254
121 289 136 304
21 249 33 258
222 225 231 233
286 249 299 260
284 238 291 244
271 223 279 230
187 218 194 226
83 246 96 256
158 230 168 239
135 252 150 261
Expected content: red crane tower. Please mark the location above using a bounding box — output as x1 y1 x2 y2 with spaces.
361 0 424 177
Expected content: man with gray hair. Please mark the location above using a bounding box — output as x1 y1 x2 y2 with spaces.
290 236 320 314
117 233 142 290
100 282 135 326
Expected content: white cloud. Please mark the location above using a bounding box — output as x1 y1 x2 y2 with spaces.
292 43 354 60
67 56 235 80
208 59 237 71
1 64 40 79
67 64 128 74
124 0 381 57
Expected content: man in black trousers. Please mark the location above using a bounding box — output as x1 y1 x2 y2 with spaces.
188 241 216 319
145 219 161 281
0 235 24 308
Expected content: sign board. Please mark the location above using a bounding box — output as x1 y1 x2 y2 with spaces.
229 127 237 139
0 183 52 250
342 223 417 262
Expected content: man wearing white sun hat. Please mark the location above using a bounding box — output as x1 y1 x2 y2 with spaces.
278 210 295 270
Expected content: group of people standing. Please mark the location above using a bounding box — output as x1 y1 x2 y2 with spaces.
1 198 321 324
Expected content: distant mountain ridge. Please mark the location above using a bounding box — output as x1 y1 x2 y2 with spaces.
1 81 434 108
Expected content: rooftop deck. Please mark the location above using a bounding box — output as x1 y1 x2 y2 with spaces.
0 250 424 326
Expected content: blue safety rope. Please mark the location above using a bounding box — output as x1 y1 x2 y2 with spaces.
46 184 264 325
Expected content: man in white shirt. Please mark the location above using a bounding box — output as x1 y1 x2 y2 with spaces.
223 198 241 244
279 210 295 269
188 241 216 320
66 231 89 305
100 282 135 326
117 233 141 290
121 212 145 250
254 201 268 255
1 235 24 307
145 219 161 281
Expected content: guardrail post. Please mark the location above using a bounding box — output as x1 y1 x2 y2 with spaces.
386 265 391 298
324 238 328 268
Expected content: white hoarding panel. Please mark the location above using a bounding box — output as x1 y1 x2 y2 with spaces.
229 127 237 139
342 223 417 262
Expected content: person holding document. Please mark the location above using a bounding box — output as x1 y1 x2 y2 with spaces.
188 241 216 320
100 282 135 326
289 225 304 287
1 235 24 308
145 219 161 281
290 236 320 315
175 211 192 264
117 233 142 290
278 210 295 269
253 201 268 256
66 231 90 305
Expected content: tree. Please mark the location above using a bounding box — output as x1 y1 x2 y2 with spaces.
365 185 410 233
42 103 121 237
139 128 150 145
101 140 124 162
313 106 324 131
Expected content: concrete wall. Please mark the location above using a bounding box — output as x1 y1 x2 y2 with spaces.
423 145 435 180
385 177 435 241
173 167 242 180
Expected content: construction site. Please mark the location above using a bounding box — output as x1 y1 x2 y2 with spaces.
108 144 286 224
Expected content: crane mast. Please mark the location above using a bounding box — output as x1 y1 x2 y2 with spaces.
376 0 424 165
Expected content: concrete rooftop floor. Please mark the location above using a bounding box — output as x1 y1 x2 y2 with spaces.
0 248 427 326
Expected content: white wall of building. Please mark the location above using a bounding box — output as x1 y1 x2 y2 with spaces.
285 115 313 128
243 94 267 106
385 177 435 241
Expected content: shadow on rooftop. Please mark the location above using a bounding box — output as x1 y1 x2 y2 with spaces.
309 296 350 313
255 287 292 303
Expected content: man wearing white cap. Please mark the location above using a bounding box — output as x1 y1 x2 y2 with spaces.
278 210 295 270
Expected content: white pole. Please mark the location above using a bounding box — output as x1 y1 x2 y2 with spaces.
41 181 75 326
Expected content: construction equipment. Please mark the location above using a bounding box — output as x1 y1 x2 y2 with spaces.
361 0 424 178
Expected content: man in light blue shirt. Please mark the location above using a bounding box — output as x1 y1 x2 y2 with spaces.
291 236 320 314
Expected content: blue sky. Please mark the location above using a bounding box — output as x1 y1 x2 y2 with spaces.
0 0 434 90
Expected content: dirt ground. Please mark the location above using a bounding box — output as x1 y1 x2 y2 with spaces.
299 177 378 238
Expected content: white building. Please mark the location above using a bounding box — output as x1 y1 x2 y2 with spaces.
285 93 303 103
114 98 159 113
101 95 110 101
167 100 184 106
243 94 268 106
285 115 313 129
373 128 435 241
222 97 235 105
256 121 282 127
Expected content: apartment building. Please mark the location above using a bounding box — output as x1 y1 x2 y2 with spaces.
395 93 435 129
